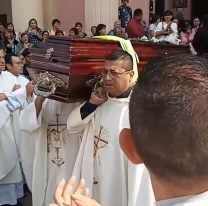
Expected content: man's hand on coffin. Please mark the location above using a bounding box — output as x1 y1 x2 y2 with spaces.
0 93 7 102
89 92 107 106
51 176 89 206
12 84 21 92
26 82 34 97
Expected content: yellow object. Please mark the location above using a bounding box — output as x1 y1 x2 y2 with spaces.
93 36 139 83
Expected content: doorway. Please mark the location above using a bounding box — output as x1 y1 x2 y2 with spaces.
0 14 7 26
192 0 208 19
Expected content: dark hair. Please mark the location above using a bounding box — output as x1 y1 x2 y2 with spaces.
202 15 208 26
75 22 82 28
52 19 60 26
181 20 192 32
150 14 160 24
105 50 133 70
42 30 49 36
95 24 106 36
164 10 173 17
134 9 143 16
28 18 40 31
6 22 16 38
55 30 64 35
130 54 208 184
121 0 129 2
70 28 79 35
91 26 96 31
5 53 19 67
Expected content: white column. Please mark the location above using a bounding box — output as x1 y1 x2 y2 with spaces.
11 0 44 33
85 0 120 35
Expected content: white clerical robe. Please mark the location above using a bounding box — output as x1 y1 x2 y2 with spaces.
0 71 28 205
67 96 155 206
156 191 208 206
20 99 81 206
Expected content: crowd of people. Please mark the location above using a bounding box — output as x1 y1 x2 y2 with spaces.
0 0 208 206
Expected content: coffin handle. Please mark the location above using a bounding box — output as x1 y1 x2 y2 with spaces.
45 48 54 60
34 81 56 97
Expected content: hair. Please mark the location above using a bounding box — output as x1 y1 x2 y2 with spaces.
5 53 19 67
202 15 208 27
121 0 129 2
6 22 16 38
91 26 96 32
150 14 160 24
95 24 106 36
130 54 208 184
2 29 9 39
28 18 40 31
20 32 28 43
52 19 60 26
134 9 143 16
181 20 192 32
105 50 133 70
75 22 82 28
114 27 123 36
164 10 173 17
55 30 64 35
42 30 49 36
70 27 79 35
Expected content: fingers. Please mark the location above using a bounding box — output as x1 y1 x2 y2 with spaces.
54 179 66 206
74 179 85 194
71 193 91 204
83 188 89 197
74 200 87 206
62 176 76 205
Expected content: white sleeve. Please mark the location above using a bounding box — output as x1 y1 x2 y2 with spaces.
171 23 178 33
156 22 163 31
0 101 11 129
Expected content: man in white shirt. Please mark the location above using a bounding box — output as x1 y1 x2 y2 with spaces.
0 46 33 206
53 54 208 206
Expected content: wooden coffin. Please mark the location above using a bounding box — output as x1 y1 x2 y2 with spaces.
28 36 189 103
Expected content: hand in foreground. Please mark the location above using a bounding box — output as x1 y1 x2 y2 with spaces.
50 176 89 206
26 82 34 97
12 84 21 92
0 93 7 102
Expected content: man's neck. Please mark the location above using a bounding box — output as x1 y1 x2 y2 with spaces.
150 172 208 201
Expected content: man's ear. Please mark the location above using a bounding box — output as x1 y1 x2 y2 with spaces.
6 63 11 71
119 128 143 165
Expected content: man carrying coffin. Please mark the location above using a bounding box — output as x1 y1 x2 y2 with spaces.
0 45 33 205
19 80 81 205
67 50 154 206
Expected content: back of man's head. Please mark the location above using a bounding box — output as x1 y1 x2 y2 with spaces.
130 54 208 184
134 9 143 17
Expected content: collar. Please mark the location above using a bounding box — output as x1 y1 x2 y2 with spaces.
116 88 131 98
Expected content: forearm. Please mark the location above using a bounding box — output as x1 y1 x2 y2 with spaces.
155 30 166 37
35 96 46 118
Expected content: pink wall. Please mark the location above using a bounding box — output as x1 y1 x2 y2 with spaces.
166 0 192 20
53 0 85 35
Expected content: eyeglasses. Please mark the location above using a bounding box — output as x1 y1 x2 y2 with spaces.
102 68 131 78
14 62 24 67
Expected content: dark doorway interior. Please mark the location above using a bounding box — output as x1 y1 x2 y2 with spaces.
155 0 165 16
0 14 7 27
192 0 208 20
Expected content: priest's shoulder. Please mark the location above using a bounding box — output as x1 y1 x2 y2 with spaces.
1 71 16 80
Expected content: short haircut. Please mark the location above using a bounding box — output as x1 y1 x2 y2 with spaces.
95 24 106 36
105 50 133 70
75 22 82 28
130 54 208 184
70 27 79 35
134 9 143 16
164 10 173 16
52 19 60 26
42 30 49 36
5 53 19 67
55 30 64 35
181 20 192 32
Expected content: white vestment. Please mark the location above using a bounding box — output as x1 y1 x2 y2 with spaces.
67 96 155 206
156 191 208 206
0 71 28 205
20 99 81 206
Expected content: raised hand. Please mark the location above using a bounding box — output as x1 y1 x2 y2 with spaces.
12 84 21 92
26 82 34 97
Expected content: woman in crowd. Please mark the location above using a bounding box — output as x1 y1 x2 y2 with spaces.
26 18 43 46
95 24 106 36
69 28 79 38
7 22 20 41
3 29 18 54
193 17 201 31
42 30 49 42
16 32 33 55
180 20 195 45
155 10 178 39
75 22 87 37
192 15 208 60
91 26 97 36
49 19 66 36
148 14 160 38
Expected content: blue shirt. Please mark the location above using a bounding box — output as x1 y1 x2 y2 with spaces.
118 6 132 29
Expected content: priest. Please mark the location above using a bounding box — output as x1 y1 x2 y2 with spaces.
67 50 154 206
0 46 33 205
19 86 81 205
